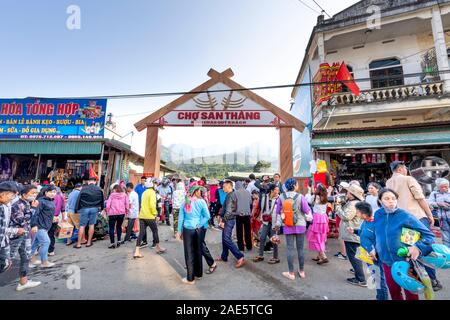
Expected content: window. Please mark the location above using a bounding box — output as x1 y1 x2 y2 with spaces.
369 58 404 89
341 65 354 93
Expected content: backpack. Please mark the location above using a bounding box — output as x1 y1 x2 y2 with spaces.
281 192 299 227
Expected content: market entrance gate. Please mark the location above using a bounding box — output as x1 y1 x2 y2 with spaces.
134 68 305 179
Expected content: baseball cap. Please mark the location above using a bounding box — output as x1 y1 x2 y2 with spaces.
390 160 405 172
0 181 19 193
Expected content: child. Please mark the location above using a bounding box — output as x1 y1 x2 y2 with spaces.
347 201 389 300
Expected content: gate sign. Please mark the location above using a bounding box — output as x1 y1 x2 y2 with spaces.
0 98 107 139
155 83 285 127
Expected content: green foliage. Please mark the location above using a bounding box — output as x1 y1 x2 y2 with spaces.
253 160 271 173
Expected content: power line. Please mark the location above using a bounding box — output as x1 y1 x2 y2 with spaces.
25 69 449 102
296 0 321 15
312 0 331 18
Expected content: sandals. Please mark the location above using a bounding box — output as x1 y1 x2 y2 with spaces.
268 258 280 264
312 257 320 262
156 249 166 254
73 245 82 249
86 243 93 248
252 256 264 263
317 258 329 265
215 257 227 262
205 264 217 274
133 255 144 259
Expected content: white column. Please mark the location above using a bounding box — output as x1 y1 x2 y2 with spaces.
317 33 326 63
431 5 450 92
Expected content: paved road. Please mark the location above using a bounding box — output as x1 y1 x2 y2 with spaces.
1 223 449 300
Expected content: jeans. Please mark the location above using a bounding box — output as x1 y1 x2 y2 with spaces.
368 261 389 300
183 227 203 281
124 218 136 242
419 217 437 281
258 223 278 259
221 219 244 261
9 236 32 277
285 233 305 272
108 214 125 244
137 219 159 247
31 229 51 262
48 222 58 253
236 215 252 251
383 264 418 300
79 207 98 227
344 241 366 282
200 227 214 267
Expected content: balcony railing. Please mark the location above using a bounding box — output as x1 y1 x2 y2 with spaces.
328 81 444 106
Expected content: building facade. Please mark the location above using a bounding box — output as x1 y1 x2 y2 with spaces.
291 0 450 190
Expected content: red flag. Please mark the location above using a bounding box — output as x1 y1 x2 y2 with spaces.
337 62 360 96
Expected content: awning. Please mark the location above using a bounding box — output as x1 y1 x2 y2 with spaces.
312 127 450 150
0 140 103 154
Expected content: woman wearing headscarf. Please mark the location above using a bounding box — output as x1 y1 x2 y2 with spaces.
276 178 312 280
173 181 187 239
428 178 450 248
178 185 211 284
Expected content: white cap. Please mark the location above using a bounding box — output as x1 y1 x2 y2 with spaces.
145 178 154 188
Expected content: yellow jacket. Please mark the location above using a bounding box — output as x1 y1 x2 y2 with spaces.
139 188 157 219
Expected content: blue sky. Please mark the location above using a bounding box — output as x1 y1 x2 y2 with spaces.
0 0 357 154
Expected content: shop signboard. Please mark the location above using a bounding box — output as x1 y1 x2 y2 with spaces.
154 83 286 127
292 68 313 178
0 98 107 139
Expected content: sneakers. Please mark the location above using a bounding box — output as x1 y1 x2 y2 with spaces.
151 243 157 249
432 279 443 292
16 280 41 291
335 252 348 260
347 277 367 287
139 242 148 248
349 268 355 274
41 262 56 268
182 278 195 285
48 252 55 256
29 260 42 268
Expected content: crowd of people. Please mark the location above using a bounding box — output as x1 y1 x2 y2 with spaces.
0 161 449 300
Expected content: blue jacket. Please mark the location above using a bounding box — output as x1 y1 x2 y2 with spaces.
66 189 80 213
178 198 210 234
374 207 435 266
135 184 147 205
218 189 227 206
354 220 376 254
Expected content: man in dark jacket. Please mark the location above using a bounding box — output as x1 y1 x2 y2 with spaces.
217 180 245 268
74 174 104 248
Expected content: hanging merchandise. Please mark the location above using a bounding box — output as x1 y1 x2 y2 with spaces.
352 155 357 164
367 154 372 164
316 160 328 173
401 153 407 162
361 154 367 164
381 154 386 163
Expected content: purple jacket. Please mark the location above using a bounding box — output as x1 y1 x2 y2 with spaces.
53 193 65 217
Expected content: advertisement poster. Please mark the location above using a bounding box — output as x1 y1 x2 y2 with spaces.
292 68 313 178
0 98 107 139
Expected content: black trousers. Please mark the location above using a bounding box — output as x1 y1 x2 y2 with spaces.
236 215 252 251
137 219 159 247
108 214 125 244
48 222 59 253
124 218 136 242
199 227 214 267
183 228 203 281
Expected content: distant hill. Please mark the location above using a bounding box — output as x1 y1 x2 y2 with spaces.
161 143 278 178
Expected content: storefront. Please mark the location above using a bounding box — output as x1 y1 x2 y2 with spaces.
0 98 145 192
312 126 450 191
0 138 144 192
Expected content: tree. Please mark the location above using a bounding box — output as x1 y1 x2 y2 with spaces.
253 160 271 173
